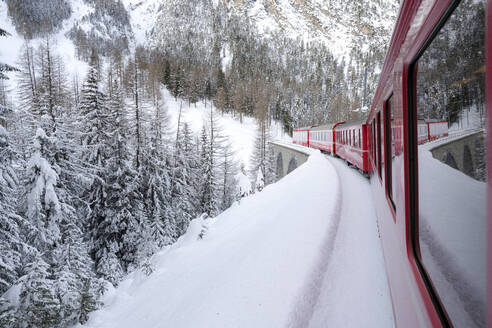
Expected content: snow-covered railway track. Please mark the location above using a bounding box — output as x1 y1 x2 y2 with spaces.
305 156 394 327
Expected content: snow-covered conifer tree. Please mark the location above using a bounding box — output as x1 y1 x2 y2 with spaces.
0 28 19 81
0 297 16 327
17 258 61 328
250 121 276 188
53 219 101 325
78 53 119 282
198 125 217 217
0 122 23 295
254 168 264 192
218 140 238 210
103 78 145 274
25 128 61 250
171 120 198 235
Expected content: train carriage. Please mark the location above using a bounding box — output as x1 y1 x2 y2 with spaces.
427 119 449 141
308 123 344 155
333 121 369 173
292 127 311 147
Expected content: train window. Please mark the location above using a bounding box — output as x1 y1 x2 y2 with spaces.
373 119 377 167
413 0 486 326
385 95 395 210
377 112 382 178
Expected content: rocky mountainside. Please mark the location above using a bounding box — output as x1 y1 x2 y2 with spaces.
149 0 398 62
147 0 399 126
223 0 398 60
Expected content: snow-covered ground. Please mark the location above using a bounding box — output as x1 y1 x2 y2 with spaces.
78 151 394 328
306 157 394 327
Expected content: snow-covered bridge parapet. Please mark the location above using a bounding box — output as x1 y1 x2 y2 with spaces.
270 140 314 180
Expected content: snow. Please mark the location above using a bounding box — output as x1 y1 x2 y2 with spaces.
306 157 394 327
79 152 339 327
161 88 288 168
417 144 486 326
235 171 252 196
122 0 164 46
78 150 394 328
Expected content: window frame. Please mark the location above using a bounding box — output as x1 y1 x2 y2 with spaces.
407 1 471 326
385 94 396 211
377 112 382 179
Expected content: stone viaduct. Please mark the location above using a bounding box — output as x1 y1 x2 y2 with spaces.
269 141 311 180
429 130 485 180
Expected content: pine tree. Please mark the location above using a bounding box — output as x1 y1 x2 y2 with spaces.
171 121 198 235
24 128 61 251
53 220 101 325
78 54 117 282
218 140 238 210
141 99 174 248
250 117 278 188
254 168 264 192
0 123 23 295
78 278 98 324
0 297 16 328
198 126 216 217
0 28 19 80
18 258 61 328
102 78 145 274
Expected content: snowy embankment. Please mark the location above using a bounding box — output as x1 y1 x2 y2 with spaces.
80 152 342 328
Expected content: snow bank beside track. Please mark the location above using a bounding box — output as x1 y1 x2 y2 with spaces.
81 152 341 328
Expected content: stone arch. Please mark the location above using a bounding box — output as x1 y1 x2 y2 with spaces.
287 157 297 174
463 144 474 177
443 152 458 170
276 152 284 179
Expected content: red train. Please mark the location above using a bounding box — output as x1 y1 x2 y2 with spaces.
293 0 490 326
293 118 445 174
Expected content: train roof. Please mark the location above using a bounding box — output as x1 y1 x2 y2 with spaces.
293 126 314 131
337 120 366 129
309 123 342 131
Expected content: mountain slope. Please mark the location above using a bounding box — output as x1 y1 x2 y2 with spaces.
225 0 398 59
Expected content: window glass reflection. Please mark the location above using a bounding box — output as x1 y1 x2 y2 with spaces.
416 1 486 327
